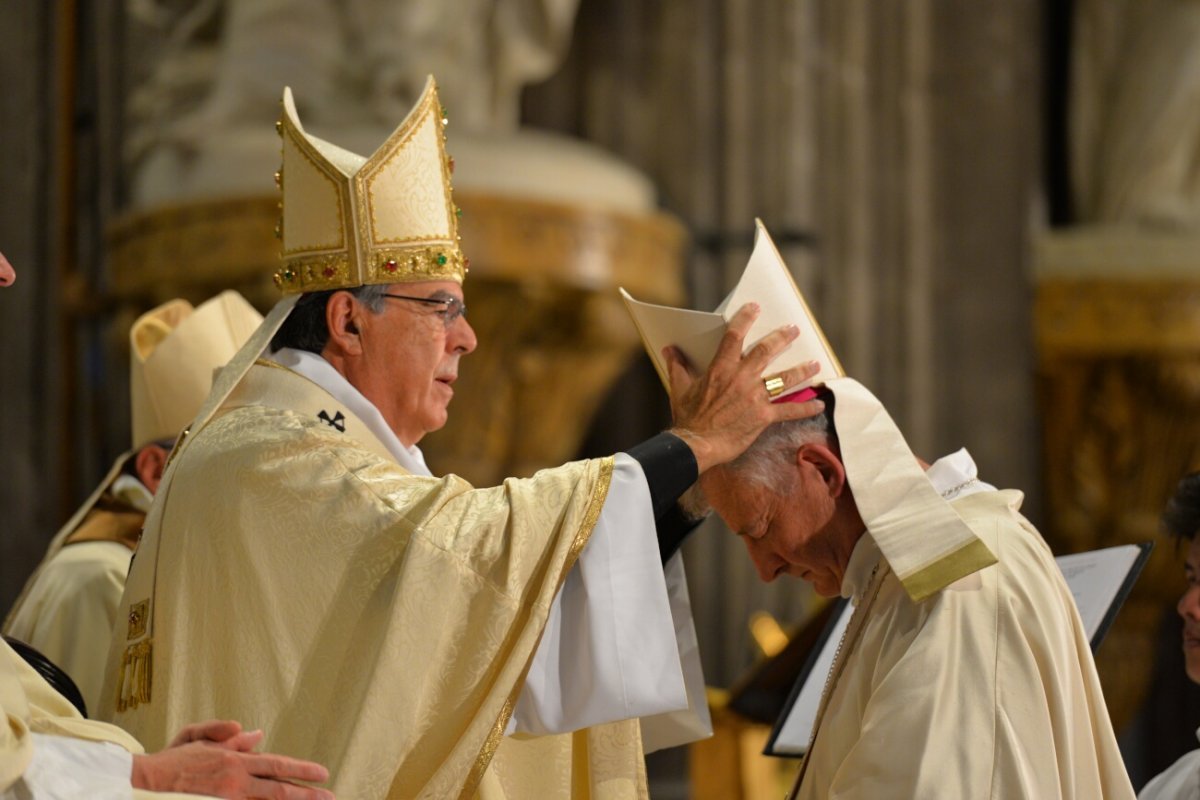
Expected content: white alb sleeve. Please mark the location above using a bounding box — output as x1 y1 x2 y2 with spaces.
507 454 710 747
0 733 133 800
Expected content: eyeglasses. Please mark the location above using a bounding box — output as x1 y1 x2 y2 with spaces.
381 293 467 328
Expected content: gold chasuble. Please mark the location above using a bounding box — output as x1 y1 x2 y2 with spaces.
99 360 643 799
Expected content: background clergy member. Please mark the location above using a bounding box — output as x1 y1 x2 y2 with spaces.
695 380 1136 799
0 249 334 800
4 292 262 713
1140 471 1200 799
99 77 825 800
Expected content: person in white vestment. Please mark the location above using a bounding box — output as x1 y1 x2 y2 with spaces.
98 77 826 799
698 383 1136 799
1139 472 1200 800
0 250 333 799
4 292 262 714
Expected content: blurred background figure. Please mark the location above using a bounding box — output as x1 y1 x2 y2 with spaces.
4 291 262 713
1140 473 1200 800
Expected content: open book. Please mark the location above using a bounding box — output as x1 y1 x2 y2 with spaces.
620 219 843 399
762 541 1153 757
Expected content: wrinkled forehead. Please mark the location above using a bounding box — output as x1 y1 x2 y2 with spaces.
702 468 769 525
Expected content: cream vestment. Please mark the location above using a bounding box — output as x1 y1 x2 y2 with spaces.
791 446 1135 799
5 539 134 713
4 291 260 715
100 350 707 800
1139 729 1200 800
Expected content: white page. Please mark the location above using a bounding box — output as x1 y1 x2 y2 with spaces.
768 543 1145 756
620 220 842 398
1055 545 1143 639
769 600 852 756
723 223 841 387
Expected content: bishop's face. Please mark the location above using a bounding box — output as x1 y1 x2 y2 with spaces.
703 451 858 597
350 280 477 446
1178 536 1200 683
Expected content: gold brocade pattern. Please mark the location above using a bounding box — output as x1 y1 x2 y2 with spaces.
461 457 613 800
100 363 618 800
115 638 152 713
483 721 648 800
276 77 464 293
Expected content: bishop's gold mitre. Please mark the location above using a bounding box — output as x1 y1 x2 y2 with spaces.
273 75 466 293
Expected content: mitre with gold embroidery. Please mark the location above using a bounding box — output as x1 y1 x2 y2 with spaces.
273 75 466 293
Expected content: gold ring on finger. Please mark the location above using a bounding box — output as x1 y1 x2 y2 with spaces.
763 375 786 399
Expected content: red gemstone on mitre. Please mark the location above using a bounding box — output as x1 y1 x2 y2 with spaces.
384 259 398 272
323 266 335 278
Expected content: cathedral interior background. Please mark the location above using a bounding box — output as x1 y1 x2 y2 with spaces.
3 1 1200 795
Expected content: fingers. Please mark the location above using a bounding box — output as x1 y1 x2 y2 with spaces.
242 752 331 784
741 324 800 374
770 361 821 394
712 303 760 365
219 729 266 752
170 719 243 747
663 345 698 397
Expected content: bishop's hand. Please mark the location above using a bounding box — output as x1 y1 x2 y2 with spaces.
665 302 824 474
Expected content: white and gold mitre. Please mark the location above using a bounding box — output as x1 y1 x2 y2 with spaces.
129 291 263 447
273 76 466 293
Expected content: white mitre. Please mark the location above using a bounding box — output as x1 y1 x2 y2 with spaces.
629 219 998 601
129 291 263 448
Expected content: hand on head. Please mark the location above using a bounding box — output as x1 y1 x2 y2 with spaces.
132 720 334 799
665 303 825 473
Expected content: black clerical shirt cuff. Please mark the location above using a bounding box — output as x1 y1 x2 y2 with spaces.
625 432 705 564
626 432 698 519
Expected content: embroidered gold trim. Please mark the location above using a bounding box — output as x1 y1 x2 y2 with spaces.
274 253 352 291
571 456 614 567
277 78 461 295
126 599 148 639
366 245 466 285
900 536 998 603
357 87 458 248
457 457 615 800
116 638 153 712
278 131 348 255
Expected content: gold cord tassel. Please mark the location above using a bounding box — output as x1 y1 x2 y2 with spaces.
116 639 153 712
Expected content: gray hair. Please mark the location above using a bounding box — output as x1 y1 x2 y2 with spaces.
681 394 838 516
269 284 389 354
727 405 837 494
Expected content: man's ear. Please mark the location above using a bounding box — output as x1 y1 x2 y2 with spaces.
135 444 170 494
324 291 365 357
796 443 847 498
